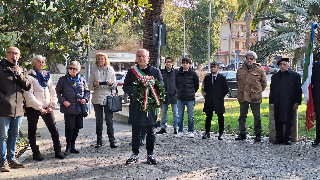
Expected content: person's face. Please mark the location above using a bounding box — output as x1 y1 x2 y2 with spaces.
96 55 106 67
6 47 20 64
136 50 150 68
33 58 45 71
279 61 289 72
165 58 173 68
68 65 80 77
246 55 256 66
210 64 219 74
182 61 191 70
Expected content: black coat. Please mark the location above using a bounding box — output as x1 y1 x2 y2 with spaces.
175 67 199 101
269 68 302 123
160 67 177 104
202 73 228 114
56 74 90 115
312 61 320 113
123 65 163 126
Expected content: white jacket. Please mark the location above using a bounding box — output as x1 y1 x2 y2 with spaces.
88 65 117 105
24 69 58 110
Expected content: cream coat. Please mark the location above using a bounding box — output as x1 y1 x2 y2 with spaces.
88 65 117 105
24 69 58 110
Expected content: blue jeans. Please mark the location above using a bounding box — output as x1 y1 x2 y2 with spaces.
0 116 23 163
161 104 178 129
177 100 195 132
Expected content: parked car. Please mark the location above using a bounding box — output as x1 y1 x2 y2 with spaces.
225 63 236 71
220 71 238 98
218 62 226 70
261 64 269 75
268 65 279 74
115 71 129 103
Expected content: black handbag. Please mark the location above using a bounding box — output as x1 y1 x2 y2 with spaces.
107 95 122 112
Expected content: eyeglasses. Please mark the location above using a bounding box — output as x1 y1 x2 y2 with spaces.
182 62 189 64
7 52 20 55
166 61 172 63
68 67 78 71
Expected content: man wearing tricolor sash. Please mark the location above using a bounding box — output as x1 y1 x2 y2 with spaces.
270 58 302 145
123 49 163 165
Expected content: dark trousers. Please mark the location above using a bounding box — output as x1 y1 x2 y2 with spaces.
316 112 320 140
64 114 82 148
132 125 155 155
93 104 115 143
275 111 295 141
26 107 61 148
238 102 261 135
205 98 224 134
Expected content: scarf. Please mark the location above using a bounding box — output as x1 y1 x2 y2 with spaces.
67 73 81 90
34 68 50 89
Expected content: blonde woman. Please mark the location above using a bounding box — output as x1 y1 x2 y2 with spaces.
88 52 117 148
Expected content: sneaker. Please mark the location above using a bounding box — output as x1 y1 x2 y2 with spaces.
156 128 167 134
218 134 223 140
126 154 139 164
147 155 158 165
0 161 10 172
202 132 210 139
188 132 195 138
173 128 177 134
8 159 26 168
175 132 183 137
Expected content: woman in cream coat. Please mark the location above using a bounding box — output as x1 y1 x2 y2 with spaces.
88 52 118 148
24 55 65 161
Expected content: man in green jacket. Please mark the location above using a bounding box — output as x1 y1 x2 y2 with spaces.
0 47 31 172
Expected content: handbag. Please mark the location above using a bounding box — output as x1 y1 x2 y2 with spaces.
107 95 122 112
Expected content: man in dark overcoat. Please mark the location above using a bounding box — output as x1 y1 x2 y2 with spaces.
202 62 228 140
156 56 178 135
311 53 320 146
269 58 302 145
123 49 163 165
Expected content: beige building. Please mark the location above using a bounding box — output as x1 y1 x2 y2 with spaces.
214 19 259 65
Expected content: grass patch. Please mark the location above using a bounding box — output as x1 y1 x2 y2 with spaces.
164 98 315 140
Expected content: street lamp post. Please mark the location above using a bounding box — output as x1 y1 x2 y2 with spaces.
173 11 186 58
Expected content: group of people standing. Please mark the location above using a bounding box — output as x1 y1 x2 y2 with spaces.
0 46 319 171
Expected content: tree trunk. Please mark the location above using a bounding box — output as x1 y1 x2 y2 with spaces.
245 10 253 51
143 0 164 66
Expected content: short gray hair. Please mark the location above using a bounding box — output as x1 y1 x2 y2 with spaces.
69 61 81 70
245 51 257 60
136 49 150 57
32 55 46 65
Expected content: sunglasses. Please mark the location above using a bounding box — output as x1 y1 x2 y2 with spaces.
68 67 78 71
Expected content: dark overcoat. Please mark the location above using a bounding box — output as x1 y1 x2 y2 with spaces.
160 67 177 104
0 59 31 117
56 74 90 115
269 68 302 123
312 61 320 113
202 73 228 114
123 65 163 126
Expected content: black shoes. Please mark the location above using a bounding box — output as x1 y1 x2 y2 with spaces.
202 132 210 139
70 148 80 154
126 154 139 164
274 140 291 145
312 139 320 146
95 142 102 148
110 142 118 148
173 128 177 134
274 140 282 144
147 155 158 165
64 148 71 156
284 141 292 145
254 135 261 142
156 128 167 134
235 134 246 140
218 134 223 140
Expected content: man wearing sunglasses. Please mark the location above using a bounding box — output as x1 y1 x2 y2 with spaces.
202 62 228 140
0 47 31 172
235 51 267 142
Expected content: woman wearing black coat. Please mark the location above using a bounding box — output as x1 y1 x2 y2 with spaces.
56 61 90 156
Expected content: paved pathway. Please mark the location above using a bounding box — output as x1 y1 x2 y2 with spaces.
1 108 320 179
